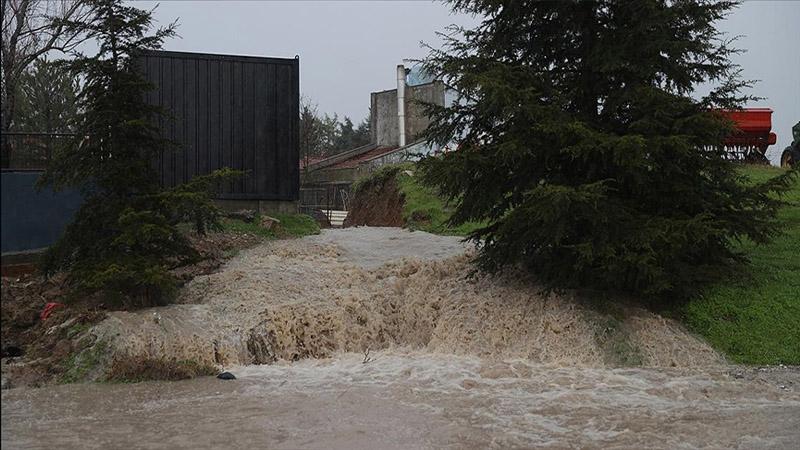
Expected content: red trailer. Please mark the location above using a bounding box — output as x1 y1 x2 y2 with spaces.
719 108 777 163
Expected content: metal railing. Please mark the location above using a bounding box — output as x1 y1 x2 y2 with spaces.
1 132 77 171
299 182 352 225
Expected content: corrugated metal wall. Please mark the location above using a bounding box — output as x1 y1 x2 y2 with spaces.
139 50 299 201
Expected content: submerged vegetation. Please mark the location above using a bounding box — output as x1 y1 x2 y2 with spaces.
60 340 108 384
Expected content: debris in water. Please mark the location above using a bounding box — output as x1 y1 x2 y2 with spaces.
217 371 236 380
362 348 374 364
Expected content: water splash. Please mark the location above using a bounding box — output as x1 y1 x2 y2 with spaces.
87 228 722 379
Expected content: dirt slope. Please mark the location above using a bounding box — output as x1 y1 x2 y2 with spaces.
343 176 405 227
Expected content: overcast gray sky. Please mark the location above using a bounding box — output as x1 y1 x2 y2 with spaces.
140 0 799 163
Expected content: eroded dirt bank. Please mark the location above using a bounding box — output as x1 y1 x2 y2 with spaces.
342 176 405 227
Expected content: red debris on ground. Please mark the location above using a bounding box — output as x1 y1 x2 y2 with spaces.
40 303 65 321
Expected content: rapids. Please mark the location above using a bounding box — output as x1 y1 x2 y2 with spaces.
3 228 797 448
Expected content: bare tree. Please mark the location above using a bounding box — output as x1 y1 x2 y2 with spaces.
1 0 93 134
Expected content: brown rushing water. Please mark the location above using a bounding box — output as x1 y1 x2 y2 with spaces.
3 352 799 449
3 229 798 448
88 228 723 372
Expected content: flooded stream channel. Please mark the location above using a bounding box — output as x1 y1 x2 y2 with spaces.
3 228 798 448
3 353 799 449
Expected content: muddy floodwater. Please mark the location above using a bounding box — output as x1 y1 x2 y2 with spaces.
3 228 799 448
3 353 799 449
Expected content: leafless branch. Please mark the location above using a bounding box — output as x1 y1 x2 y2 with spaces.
2 0 94 132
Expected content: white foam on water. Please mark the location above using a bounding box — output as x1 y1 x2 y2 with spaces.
4 350 798 449
5 228 796 448
89 228 723 374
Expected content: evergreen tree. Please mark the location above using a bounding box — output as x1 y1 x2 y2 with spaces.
299 97 371 160
420 0 796 299
14 57 80 133
318 112 340 155
333 116 371 151
336 116 357 150
40 0 236 307
354 114 371 147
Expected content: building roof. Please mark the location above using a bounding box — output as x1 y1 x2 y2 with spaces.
300 156 327 170
326 146 398 169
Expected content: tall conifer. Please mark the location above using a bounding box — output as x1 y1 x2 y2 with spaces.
420 0 796 297
42 0 236 306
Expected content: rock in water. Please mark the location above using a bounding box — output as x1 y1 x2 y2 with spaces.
217 371 236 380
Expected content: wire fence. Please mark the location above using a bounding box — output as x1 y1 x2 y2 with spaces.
299 182 352 226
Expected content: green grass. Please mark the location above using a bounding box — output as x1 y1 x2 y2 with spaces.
219 213 320 239
393 165 485 237
60 340 108 383
66 322 91 339
681 165 800 365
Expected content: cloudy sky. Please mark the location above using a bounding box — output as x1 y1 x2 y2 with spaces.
140 0 799 163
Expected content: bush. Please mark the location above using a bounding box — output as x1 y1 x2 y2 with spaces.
351 164 404 195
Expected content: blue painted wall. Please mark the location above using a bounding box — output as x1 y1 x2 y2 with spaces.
1 171 82 254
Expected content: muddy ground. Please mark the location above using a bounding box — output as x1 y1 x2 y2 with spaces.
1 231 262 389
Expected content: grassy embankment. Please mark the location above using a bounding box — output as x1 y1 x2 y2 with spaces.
360 164 484 235
681 165 799 365
375 163 799 365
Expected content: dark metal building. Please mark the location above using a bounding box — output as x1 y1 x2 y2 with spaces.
138 50 300 204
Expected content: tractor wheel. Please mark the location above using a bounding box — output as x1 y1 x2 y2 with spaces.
781 146 798 168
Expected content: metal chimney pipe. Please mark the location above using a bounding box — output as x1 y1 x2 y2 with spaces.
397 64 406 147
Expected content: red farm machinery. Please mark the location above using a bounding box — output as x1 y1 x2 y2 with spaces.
719 108 777 164
718 109 799 168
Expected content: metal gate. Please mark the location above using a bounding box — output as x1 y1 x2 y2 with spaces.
299 182 351 226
